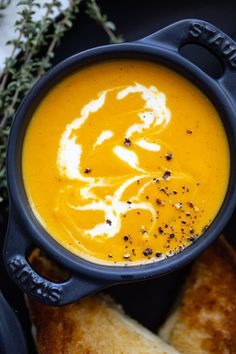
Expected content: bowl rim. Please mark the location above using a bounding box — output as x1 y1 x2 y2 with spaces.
6 41 236 281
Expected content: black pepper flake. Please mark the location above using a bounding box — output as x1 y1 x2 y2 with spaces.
158 227 164 234
173 190 177 195
132 249 136 256
181 220 187 225
124 138 132 146
123 235 129 241
190 227 194 234
187 201 194 208
162 170 171 180
186 129 193 134
155 252 162 258
169 233 175 238
106 219 112 226
143 248 153 256
146 195 149 199
156 198 163 206
137 211 140 215
84 168 91 174
123 253 131 259
186 212 191 217
127 201 132 205
188 236 196 242
165 152 173 161
108 254 113 258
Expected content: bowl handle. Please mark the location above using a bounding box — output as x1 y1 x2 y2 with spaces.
138 19 236 102
3 217 110 306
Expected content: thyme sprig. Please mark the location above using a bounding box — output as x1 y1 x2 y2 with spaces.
85 0 123 43
0 0 80 203
0 0 123 205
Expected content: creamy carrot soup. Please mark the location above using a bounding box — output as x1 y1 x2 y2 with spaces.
22 60 229 265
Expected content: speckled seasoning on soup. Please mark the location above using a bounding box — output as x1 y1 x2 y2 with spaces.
22 59 230 265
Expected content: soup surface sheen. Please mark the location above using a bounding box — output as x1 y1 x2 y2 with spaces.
23 59 229 265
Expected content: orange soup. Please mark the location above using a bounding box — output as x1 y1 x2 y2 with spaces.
22 59 230 265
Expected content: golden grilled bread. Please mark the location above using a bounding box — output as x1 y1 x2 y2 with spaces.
159 237 236 354
27 250 179 354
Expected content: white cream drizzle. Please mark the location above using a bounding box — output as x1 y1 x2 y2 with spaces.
56 83 172 239
57 90 108 180
117 83 171 138
113 146 144 172
94 130 114 148
135 138 161 152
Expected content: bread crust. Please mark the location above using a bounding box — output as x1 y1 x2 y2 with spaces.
159 237 236 354
27 250 179 354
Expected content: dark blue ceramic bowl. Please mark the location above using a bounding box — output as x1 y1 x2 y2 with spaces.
0 292 27 354
4 19 236 305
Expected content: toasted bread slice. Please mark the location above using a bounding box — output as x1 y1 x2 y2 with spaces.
27 250 179 354
159 237 236 354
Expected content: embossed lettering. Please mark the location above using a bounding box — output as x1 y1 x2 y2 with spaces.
8 256 62 304
229 55 236 68
189 22 202 37
203 25 216 41
49 287 62 303
8 257 24 272
222 41 234 55
209 34 224 47
189 22 236 69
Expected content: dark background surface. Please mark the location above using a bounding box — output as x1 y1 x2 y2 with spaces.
1 1 236 353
